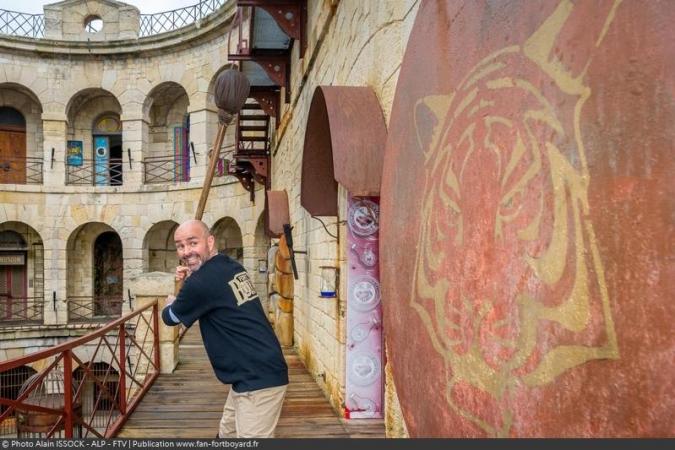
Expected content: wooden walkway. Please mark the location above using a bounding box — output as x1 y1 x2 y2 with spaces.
118 326 384 438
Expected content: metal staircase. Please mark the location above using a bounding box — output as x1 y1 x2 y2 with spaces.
227 99 270 201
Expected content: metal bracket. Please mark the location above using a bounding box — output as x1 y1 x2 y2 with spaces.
250 86 281 120
239 0 307 57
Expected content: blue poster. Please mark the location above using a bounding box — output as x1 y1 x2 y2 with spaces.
94 136 109 186
66 140 83 166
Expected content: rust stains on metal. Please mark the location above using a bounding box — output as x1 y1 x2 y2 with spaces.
265 190 290 238
380 0 675 438
301 86 387 216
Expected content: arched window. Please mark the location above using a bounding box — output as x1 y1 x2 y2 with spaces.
0 230 27 250
93 114 121 134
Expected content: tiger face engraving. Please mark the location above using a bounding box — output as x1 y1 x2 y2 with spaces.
411 1 620 436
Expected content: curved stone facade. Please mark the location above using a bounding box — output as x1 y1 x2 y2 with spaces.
0 0 268 365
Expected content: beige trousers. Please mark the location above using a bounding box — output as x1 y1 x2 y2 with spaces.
218 384 287 438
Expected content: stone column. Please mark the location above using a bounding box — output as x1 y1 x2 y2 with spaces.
187 107 215 183
128 272 179 374
243 231 269 313
43 206 69 325
41 115 67 188
122 246 144 317
120 116 147 188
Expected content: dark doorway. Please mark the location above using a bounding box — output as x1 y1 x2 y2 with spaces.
73 362 120 424
93 232 123 317
0 366 36 419
92 134 122 186
92 113 123 186
109 135 122 186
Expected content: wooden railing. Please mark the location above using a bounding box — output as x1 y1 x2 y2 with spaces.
0 301 160 438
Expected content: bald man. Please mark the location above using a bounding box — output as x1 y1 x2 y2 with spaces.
162 220 288 438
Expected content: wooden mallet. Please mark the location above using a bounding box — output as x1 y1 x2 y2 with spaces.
195 69 251 220
175 69 251 293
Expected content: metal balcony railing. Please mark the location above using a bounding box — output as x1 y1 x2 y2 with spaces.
0 156 43 185
67 296 123 323
0 296 44 324
65 158 123 186
0 9 44 38
213 143 236 178
0 1 226 39
0 302 160 438
139 0 226 37
142 155 190 184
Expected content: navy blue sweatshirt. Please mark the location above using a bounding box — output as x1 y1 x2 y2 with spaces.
162 253 288 392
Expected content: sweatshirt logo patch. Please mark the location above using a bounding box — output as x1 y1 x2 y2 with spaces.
229 271 258 306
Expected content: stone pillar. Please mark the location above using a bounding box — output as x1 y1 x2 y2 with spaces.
128 272 179 374
43 203 68 325
122 246 143 316
243 232 269 313
120 117 147 188
41 115 67 188
187 108 213 183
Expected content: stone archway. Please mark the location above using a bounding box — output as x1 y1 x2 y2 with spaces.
0 83 43 185
212 217 243 264
142 82 190 183
142 221 179 272
0 222 44 324
65 88 122 186
66 223 123 322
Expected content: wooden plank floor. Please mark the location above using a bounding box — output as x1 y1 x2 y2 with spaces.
118 325 384 438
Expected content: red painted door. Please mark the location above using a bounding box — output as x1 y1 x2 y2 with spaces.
0 264 26 321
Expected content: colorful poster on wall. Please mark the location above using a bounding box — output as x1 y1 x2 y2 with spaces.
94 136 109 186
66 140 83 166
345 195 383 419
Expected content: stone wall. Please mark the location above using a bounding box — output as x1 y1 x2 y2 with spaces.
269 0 420 435
44 0 140 41
0 181 264 326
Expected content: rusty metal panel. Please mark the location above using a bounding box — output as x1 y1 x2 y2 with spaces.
301 87 337 216
265 190 290 237
322 86 387 196
380 0 675 438
300 86 387 216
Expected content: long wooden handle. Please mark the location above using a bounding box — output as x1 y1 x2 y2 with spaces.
174 276 184 295
195 122 228 220
174 121 230 295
